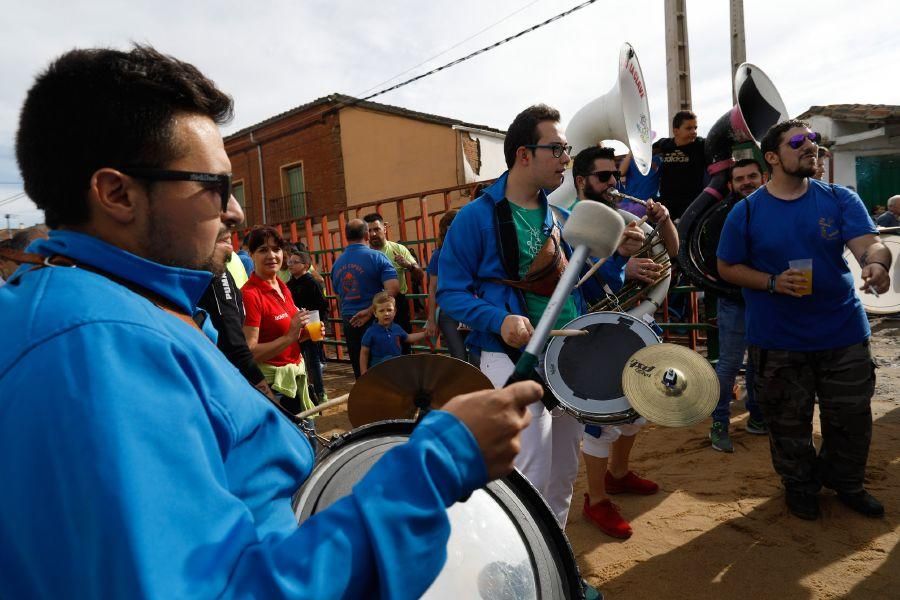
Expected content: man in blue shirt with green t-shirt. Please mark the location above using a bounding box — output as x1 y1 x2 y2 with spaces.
718 119 892 521
438 106 642 537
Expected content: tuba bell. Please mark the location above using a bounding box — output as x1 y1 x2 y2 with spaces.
549 42 653 208
675 63 789 298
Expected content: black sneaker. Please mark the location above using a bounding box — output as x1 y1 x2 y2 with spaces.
838 490 884 518
786 490 820 520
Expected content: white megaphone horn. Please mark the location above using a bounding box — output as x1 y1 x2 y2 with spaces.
549 42 653 208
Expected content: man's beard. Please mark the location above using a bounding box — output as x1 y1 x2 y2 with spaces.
144 213 223 274
583 185 614 207
784 154 817 178
736 185 759 199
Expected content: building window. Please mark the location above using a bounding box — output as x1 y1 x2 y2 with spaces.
271 163 307 222
233 181 245 209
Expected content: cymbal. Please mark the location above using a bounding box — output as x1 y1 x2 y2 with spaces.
348 354 494 427
621 343 719 427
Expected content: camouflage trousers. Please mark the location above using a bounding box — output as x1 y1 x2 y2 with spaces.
748 341 876 495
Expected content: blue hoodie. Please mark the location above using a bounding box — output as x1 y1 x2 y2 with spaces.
0 230 486 599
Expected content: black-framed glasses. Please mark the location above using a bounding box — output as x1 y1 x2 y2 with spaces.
120 168 232 212
590 170 620 182
785 132 821 149
524 143 572 158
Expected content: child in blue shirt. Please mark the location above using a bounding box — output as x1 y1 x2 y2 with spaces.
360 292 427 374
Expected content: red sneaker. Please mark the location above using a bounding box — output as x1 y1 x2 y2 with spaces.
605 471 659 495
582 494 632 539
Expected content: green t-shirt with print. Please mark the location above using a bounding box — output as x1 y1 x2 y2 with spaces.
509 202 578 330
379 240 417 294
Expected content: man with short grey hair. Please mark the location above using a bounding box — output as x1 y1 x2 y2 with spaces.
875 194 900 227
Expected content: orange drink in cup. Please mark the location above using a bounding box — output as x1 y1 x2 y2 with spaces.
789 259 813 296
305 310 324 341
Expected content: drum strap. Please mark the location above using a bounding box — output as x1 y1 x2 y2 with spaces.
1 248 208 333
491 198 569 297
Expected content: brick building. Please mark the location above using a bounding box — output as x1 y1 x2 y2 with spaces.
224 94 506 227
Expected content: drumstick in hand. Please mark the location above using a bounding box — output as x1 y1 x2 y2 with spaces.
550 329 589 337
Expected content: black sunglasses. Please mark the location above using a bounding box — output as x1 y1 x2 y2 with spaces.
785 132 822 150
590 170 620 182
524 143 573 158
120 168 232 212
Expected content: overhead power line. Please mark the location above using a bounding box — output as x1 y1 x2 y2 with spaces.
245 0 600 138
357 0 599 103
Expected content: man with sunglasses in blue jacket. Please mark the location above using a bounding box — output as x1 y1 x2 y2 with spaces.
0 45 542 599
718 119 892 522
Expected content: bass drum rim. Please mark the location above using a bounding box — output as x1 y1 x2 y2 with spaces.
292 420 584 599
544 311 660 425
843 234 900 314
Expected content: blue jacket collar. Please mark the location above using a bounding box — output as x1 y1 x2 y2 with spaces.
30 230 213 314
482 170 556 233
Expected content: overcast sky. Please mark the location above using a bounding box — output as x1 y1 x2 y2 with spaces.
1 0 897 228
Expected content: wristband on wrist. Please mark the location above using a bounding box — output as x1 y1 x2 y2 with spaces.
767 274 777 294
867 260 891 273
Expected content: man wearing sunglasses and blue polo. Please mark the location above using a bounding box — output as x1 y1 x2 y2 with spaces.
717 119 892 521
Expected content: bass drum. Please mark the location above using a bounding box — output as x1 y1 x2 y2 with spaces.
843 234 900 314
293 420 584 599
544 311 661 425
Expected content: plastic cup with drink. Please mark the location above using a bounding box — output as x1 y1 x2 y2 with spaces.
305 310 324 341
789 259 813 296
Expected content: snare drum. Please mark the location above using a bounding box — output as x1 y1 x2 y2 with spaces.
293 421 583 599
544 311 661 425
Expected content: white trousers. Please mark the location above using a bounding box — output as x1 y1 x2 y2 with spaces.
581 420 645 458
480 351 583 528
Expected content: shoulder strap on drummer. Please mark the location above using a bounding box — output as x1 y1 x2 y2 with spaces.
495 198 520 280
1 248 206 333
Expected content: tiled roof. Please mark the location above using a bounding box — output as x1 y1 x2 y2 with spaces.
225 93 504 140
797 104 900 124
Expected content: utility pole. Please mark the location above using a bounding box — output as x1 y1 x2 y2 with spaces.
664 0 692 134
730 0 747 104
4 214 10 238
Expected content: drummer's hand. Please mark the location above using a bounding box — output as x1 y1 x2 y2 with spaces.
625 257 663 283
645 199 670 224
500 315 533 347
861 262 890 294
617 223 645 257
442 381 542 480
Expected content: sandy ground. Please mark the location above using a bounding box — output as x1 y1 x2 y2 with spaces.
315 316 899 599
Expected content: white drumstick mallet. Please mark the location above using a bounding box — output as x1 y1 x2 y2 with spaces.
505 201 624 384
575 215 647 288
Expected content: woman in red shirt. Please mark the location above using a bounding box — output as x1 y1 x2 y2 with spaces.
241 226 313 414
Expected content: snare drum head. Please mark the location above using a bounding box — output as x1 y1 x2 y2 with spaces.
293 420 582 599
545 312 660 421
843 235 899 314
